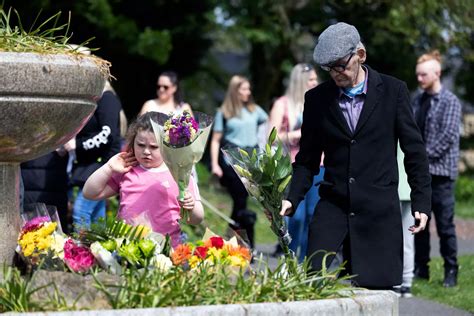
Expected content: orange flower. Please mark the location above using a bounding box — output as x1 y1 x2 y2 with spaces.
171 244 192 265
225 244 252 261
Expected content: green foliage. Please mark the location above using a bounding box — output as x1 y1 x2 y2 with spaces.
413 255 474 313
0 266 51 312
77 218 149 244
0 7 83 53
93 255 351 309
455 175 474 203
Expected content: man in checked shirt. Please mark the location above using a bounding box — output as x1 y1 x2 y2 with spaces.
413 50 462 287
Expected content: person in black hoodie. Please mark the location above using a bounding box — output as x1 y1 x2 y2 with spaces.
70 80 122 230
21 144 73 233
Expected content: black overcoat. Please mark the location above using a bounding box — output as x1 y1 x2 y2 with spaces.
286 66 432 287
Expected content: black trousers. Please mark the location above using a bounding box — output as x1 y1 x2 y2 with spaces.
219 156 256 248
415 175 458 270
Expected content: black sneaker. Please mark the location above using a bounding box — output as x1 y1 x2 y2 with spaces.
401 286 413 298
414 266 429 280
443 268 458 287
392 287 402 298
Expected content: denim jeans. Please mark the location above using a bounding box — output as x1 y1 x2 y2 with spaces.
287 167 325 262
72 189 106 230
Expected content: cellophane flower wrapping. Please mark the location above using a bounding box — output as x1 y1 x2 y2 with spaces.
17 208 67 269
150 111 213 222
170 228 252 270
221 128 294 260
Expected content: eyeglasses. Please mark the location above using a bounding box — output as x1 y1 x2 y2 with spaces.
157 84 170 90
320 53 354 73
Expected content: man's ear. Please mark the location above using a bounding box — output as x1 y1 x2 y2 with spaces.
357 48 366 64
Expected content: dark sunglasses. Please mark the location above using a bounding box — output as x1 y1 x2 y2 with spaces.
320 53 354 73
157 84 170 90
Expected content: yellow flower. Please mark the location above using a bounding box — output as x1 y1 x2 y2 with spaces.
37 222 57 238
207 247 223 262
188 255 201 269
229 255 248 268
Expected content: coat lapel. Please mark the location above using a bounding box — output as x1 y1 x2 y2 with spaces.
353 66 383 136
327 82 353 137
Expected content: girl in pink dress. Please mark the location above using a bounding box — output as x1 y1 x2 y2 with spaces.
83 112 204 247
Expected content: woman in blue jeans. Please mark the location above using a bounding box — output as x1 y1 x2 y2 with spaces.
288 168 324 262
268 63 320 261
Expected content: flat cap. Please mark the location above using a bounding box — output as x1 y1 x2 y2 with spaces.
313 22 360 65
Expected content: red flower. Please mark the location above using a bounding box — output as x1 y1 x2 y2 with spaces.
209 236 224 249
194 246 208 259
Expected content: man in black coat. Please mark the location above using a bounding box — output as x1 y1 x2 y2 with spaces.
280 22 432 289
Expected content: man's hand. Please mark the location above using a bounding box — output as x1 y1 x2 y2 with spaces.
279 200 294 217
409 211 429 234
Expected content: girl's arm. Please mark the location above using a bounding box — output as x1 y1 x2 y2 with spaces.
268 98 286 139
83 152 136 200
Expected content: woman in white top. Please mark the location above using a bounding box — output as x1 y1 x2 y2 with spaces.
139 71 192 116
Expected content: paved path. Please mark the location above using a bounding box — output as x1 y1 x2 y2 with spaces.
254 217 474 316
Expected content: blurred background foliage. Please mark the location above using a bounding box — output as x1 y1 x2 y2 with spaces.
2 0 473 117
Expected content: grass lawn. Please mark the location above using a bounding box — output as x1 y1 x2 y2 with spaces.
413 255 474 313
456 200 474 219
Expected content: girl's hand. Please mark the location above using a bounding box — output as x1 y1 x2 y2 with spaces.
178 191 195 211
107 152 137 173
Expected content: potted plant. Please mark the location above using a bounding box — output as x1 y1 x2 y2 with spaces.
0 7 110 264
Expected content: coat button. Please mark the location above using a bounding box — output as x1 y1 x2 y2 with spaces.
349 212 355 217
349 177 355 184
351 139 356 145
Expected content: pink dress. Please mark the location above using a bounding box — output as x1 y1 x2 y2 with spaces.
107 165 200 248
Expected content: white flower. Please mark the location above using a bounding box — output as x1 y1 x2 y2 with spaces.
50 232 67 259
152 254 173 272
90 242 122 274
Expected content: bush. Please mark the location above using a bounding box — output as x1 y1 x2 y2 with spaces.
455 175 474 203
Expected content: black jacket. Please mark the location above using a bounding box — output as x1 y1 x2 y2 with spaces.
71 90 122 187
21 151 69 230
287 66 431 287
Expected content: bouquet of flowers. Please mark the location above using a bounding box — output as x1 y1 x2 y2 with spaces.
150 111 213 222
171 229 251 269
16 207 67 269
79 218 173 273
221 128 294 260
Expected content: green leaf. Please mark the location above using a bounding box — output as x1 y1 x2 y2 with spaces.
268 127 277 145
278 175 292 193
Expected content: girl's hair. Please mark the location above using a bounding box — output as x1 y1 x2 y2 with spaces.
159 71 183 104
125 112 160 152
220 75 256 119
285 63 317 128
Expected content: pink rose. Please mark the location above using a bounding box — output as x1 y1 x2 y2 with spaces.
63 239 96 273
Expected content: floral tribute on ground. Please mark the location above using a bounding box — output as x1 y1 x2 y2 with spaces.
16 212 251 275
171 228 251 269
150 111 213 222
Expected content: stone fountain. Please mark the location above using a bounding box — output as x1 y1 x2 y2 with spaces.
0 52 105 264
